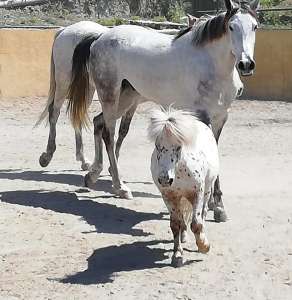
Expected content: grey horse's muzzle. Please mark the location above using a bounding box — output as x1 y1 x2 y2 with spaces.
237 57 255 76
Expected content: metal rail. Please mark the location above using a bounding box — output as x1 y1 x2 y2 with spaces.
196 7 292 14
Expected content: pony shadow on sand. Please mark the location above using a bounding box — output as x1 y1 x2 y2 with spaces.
0 169 160 198
0 189 165 236
61 239 171 284
60 239 202 285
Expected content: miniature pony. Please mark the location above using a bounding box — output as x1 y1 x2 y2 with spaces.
149 107 219 267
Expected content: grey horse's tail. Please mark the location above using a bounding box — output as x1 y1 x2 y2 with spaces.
35 28 64 127
67 33 101 130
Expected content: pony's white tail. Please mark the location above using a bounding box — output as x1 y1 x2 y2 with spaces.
34 28 63 127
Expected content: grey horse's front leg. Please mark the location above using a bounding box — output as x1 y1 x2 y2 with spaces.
211 116 228 223
213 176 227 222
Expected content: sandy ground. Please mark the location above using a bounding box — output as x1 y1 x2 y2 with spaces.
0 97 292 300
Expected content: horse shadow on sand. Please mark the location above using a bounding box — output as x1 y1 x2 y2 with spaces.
0 189 165 237
0 169 160 199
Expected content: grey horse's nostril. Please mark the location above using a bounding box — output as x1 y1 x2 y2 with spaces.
238 61 245 70
249 60 255 70
169 178 174 185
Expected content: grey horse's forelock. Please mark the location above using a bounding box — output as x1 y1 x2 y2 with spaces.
148 106 199 146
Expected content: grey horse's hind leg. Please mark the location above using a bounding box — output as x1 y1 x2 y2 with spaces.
75 129 90 171
115 103 137 160
84 112 104 187
39 101 61 167
75 87 95 171
107 103 138 175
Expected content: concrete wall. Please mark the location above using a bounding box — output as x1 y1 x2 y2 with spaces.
0 28 292 101
242 29 292 101
0 28 57 99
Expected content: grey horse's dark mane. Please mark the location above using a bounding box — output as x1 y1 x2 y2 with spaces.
174 4 258 46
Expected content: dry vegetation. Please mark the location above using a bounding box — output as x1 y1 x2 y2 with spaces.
0 0 190 26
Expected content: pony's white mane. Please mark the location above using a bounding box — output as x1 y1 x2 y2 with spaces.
148 106 199 146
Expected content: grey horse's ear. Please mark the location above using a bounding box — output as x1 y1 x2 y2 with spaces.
250 0 260 11
224 0 235 12
187 14 198 27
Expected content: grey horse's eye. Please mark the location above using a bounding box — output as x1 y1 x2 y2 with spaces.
229 25 234 31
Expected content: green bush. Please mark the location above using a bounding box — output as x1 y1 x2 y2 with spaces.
152 15 167 22
95 17 127 26
168 3 185 23
261 0 282 7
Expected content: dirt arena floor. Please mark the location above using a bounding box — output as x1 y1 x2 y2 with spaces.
0 97 292 300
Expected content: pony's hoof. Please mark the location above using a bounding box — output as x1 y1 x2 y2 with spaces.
214 207 228 223
197 241 210 254
81 161 91 171
181 230 187 243
39 152 52 167
84 173 95 189
113 185 133 199
171 255 184 268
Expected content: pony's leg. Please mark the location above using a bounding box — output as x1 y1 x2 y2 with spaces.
84 112 104 187
181 222 187 243
75 87 95 171
39 94 63 167
191 189 210 254
170 213 184 267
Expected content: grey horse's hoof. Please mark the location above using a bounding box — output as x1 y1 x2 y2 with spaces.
208 199 216 211
39 152 52 167
84 173 95 188
214 207 228 223
171 255 184 268
112 185 133 200
108 166 112 176
81 162 91 171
